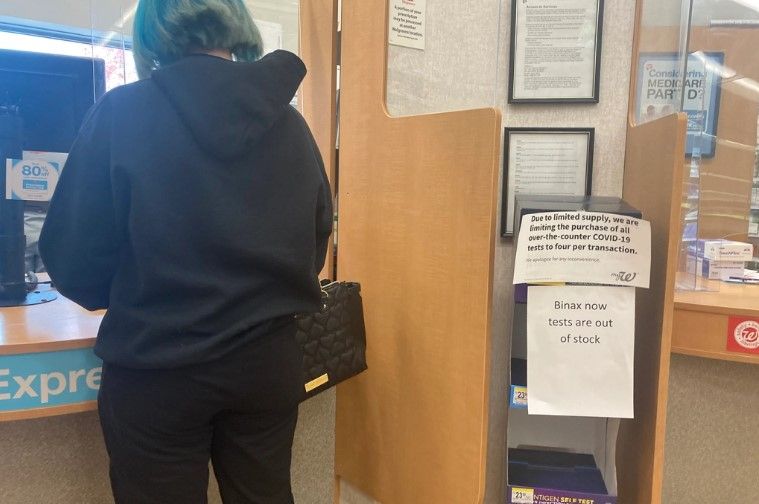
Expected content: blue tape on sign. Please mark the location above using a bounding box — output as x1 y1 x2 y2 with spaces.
0 348 102 411
23 179 48 190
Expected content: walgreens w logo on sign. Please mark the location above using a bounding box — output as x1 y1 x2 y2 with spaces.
727 317 759 355
735 321 759 349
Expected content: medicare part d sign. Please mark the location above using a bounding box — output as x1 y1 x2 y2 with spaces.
513 211 652 288
0 348 102 411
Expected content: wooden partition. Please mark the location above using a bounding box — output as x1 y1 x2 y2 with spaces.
334 1 502 502
299 0 339 278
618 113 687 503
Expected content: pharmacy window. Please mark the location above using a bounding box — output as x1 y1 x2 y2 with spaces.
0 17 138 90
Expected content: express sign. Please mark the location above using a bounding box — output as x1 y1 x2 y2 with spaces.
0 348 102 411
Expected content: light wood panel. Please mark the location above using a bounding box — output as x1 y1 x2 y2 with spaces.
673 281 759 364
672 309 759 365
675 280 759 316
335 1 502 502
619 113 687 503
299 0 339 279
0 294 101 421
0 295 100 355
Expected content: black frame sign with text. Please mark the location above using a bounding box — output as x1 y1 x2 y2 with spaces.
501 127 594 237
508 0 604 104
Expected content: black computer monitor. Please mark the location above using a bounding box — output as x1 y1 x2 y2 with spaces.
0 48 106 153
0 48 106 299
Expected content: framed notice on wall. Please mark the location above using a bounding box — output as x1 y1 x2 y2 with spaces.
636 52 724 157
508 0 604 103
501 128 594 236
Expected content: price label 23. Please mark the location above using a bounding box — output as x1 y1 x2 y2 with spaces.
511 487 534 504
511 385 528 409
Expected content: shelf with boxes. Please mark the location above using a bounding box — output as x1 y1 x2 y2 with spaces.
505 195 645 504
685 239 757 283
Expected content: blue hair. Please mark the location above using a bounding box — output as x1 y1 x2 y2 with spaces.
133 0 263 79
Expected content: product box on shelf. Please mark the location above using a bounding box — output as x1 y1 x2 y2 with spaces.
507 448 616 504
699 257 745 280
698 239 754 262
507 486 616 504
507 195 631 504
686 254 745 281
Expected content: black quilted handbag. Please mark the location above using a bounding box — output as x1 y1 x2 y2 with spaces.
295 280 367 400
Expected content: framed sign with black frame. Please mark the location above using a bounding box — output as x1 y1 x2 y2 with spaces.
508 0 604 104
501 128 594 237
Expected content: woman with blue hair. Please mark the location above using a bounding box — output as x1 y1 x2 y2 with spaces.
39 1 332 502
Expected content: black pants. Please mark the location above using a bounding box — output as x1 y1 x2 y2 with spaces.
98 321 303 504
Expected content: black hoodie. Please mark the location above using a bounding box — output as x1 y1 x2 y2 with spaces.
39 51 333 369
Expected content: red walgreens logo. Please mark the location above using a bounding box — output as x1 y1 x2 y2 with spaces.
727 316 759 355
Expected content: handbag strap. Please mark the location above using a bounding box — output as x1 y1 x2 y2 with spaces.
319 279 338 311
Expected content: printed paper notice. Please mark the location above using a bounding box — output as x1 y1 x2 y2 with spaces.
389 0 426 50
512 0 600 100
528 286 635 418
5 156 65 202
505 131 590 235
513 211 652 288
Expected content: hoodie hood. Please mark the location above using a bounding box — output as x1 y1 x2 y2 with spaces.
152 50 306 160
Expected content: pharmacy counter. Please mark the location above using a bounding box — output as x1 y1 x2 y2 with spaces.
0 287 102 422
673 280 759 365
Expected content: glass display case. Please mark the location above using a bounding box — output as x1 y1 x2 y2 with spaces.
673 0 759 363
631 0 759 363
634 0 759 292
684 0 759 287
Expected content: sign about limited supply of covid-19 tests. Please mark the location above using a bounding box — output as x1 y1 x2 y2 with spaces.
513 211 652 289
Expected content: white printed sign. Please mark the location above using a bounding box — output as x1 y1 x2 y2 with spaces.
513 211 651 288
5 156 64 202
527 286 635 418
388 0 426 50
511 0 601 101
